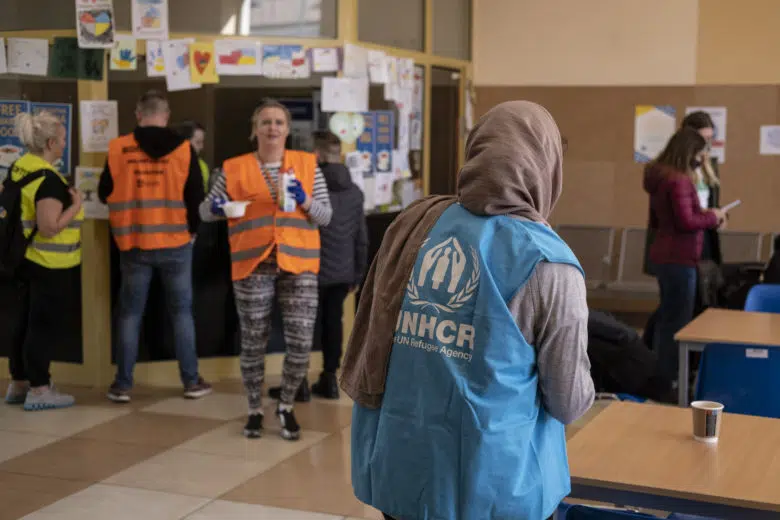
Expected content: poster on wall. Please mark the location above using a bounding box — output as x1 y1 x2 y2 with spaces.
310 47 340 73
685 106 727 164
75 166 109 219
132 0 169 40
80 100 118 153
356 112 377 174
374 111 395 173
634 105 676 163
0 100 30 182
321 77 369 113
31 102 73 176
759 125 780 155
0 38 8 74
6 38 49 76
189 42 219 84
76 0 116 49
215 39 263 76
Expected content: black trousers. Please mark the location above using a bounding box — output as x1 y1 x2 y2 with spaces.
9 265 78 387
317 284 350 373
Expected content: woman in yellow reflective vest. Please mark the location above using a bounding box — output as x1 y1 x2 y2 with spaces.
4 111 84 411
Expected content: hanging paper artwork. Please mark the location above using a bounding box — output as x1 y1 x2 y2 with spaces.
110 37 138 70
367 50 388 84
76 0 115 49
0 39 6 74
321 77 369 113
383 56 399 102
310 47 340 73
163 38 199 91
80 100 118 153
343 43 368 78
6 38 49 76
145 40 165 76
189 42 219 84
262 45 309 79
132 0 169 41
215 39 263 76
75 167 109 219
399 58 414 89
329 112 365 145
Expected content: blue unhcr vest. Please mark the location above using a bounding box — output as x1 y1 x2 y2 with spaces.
351 204 583 520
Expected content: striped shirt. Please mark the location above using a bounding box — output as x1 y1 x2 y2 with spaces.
199 160 333 227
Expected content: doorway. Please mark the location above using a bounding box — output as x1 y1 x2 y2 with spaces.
428 66 461 195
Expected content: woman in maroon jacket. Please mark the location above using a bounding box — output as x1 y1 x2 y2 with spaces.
644 127 725 387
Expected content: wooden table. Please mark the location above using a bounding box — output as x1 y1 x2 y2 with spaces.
567 402 780 519
674 308 780 406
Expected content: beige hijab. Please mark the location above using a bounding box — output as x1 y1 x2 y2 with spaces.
340 101 564 408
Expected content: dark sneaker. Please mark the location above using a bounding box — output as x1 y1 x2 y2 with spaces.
311 372 340 400
276 406 301 441
243 413 263 439
5 382 29 405
268 379 311 402
106 384 131 403
24 385 75 411
184 377 213 399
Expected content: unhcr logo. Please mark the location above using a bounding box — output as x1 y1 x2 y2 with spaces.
406 237 480 314
395 237 480 363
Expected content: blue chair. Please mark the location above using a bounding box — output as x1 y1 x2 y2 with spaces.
744 284 780 313
695 342 780 418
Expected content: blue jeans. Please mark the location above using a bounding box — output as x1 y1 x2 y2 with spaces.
654 263 697 383
114 243 199 389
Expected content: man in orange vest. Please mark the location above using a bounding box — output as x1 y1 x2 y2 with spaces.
98 91 212 403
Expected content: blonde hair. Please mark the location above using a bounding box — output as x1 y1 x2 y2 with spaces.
250 99 291 142
14 111 61 154
700 153 720 187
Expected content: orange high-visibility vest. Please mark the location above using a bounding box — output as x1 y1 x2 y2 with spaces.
106 133 192 251
223 150 320 281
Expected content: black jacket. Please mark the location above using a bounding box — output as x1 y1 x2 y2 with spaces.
98 126 204 234
318 162 368 287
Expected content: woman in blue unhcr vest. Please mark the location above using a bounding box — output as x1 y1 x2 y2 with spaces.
340 101 596 520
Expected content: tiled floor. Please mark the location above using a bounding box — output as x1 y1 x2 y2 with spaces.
0 376 609 520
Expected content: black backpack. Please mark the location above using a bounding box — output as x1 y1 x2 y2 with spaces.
0 167 45 278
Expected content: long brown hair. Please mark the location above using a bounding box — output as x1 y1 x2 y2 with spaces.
681 111 719 186
651 127 706 181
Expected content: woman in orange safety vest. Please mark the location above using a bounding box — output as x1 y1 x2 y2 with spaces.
199 99 332 441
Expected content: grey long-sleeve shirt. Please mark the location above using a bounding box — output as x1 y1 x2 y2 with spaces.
509 261 595 425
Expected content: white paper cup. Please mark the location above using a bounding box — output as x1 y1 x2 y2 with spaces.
222 201 251 218
691 400 724 443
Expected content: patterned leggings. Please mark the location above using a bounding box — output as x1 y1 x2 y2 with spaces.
233 264 318 413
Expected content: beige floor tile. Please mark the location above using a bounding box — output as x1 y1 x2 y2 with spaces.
104 448 271 498
186 500 343 519
0 430 61 464
346 505 386 520
177 421 329 465
0 471 90 520
141 393 247 421
22 483 209 520
222 428 361 517
0 405 131 437
74 412 224 448
0 437 164 482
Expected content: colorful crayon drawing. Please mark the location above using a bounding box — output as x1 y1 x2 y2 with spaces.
263 45 309 79
77 8 115 49
110 38 138 71
145 40 165 76
190 42 219 83
215 39 263 76
132 0 169 40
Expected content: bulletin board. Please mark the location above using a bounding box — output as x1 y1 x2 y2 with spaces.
476 85 780 233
